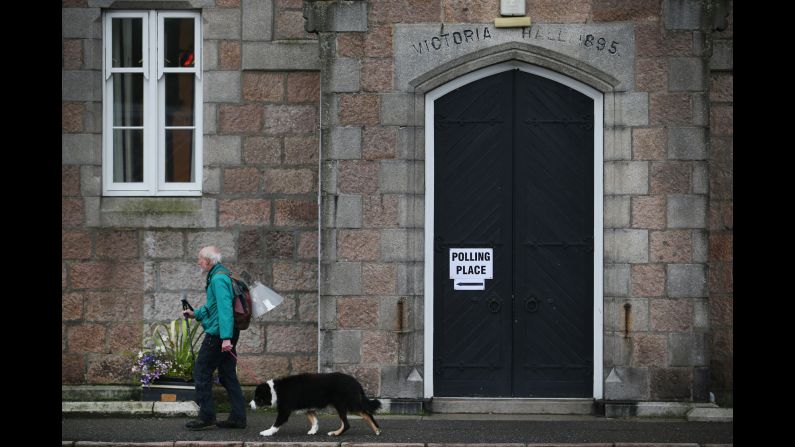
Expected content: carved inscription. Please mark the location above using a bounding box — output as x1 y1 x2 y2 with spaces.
411 26 492 54
521 27 622 56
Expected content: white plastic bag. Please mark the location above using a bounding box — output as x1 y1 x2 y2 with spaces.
249 281 284 318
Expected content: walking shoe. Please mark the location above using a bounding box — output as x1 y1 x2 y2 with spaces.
216 419 247 429
185 419 216 430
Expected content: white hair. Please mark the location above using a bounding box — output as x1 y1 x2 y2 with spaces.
199 246 222 265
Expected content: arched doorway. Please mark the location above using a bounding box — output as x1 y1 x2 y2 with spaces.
423 62 604 398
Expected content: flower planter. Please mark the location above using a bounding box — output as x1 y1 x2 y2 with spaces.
141 376 196 402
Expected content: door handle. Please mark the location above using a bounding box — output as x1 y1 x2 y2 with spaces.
488 298 501 313
525 296 539 313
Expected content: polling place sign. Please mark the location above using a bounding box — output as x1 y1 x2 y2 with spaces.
449 248 493 290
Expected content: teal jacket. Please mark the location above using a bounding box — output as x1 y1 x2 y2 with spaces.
194 263 235 340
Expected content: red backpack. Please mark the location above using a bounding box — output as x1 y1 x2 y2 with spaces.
223 271 253 330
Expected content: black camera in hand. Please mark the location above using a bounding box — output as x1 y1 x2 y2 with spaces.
181 298 194 312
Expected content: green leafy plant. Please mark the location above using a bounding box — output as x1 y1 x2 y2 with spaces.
142 318 205 381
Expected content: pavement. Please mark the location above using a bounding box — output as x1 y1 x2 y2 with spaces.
62 402 734 446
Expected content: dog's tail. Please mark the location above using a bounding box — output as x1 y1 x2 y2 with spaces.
360 389 382 413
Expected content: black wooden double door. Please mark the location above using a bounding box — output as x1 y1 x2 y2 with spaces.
433 69 594 397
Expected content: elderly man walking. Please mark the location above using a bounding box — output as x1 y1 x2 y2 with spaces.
182 246 247 430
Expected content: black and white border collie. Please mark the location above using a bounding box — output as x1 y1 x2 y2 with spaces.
249 372 382 437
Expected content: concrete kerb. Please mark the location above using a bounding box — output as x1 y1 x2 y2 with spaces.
61 443 732 447
62 401 199 418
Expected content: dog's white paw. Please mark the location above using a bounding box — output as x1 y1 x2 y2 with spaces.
260 426 278 436
327 431 338 436
307 428 318 435
376 429 381 436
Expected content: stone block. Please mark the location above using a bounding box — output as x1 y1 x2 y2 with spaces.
219 199 271 226
362 263 397 296
243 137 281 165
67 324 106 353
605 92 648 127
329 58 361 92
633 128 666 161
635 57 667 92
604 127 631 161
667 263 706 297
274 199 317 227
604 162 649 195
329 126 362 159
144 292 189 322
186 232 237 261
242 72 284 102
338 161 379 194
338 230 380 261
398 194 424 228
305 0 368 32
651 161 691 195
605 297 649 332
331 330 362 363
159 262 204 291
710 104 733 136
632 195 666 230
380 365 424 398
604 264 630 297
381 229 423 261
636 22 693 57
669 332 707 366
667 195 706 228
604 196 630 228
285 135 318 165
650 93 692 126
202 40 218 71
218 104 264 134
336 194 363 228
362 59 393 92
668 127 706 160
70 261 142 290
693 297 708 330
668 57 705 91
62 134 101 165
692 92 709 126
632 333 667 367
631 264 665 297
366 25 393 58
204 103 217 134
691 161 707 195
381 93 418 126
363 127 397 160
62 8 100 39
62 293 84 321
650 230 692 263
651 368 691 400
322 262 362 295
204 9 241 40
264 168 316 194
381 160 421 193
287 72 320 103
297 231 318 260
604 367 650 400
650 298 693 331
243 42 321 70
710 40 733 71
95 230 139 259
394 264 422 297
219 40 241 70
603 333 632 366
264 105 318 135
86 354 134 384
272 261 317 292
338 297 379 329
338 94 380 126
80 165 102 197
664 0 704 30
297 293 318 322
604 229 649 263
267 324 318 353
223 166 261 193
709 73 733 102
242 0 273 41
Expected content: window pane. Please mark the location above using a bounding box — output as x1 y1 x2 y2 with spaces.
165 74 195 126
165 130 194 182
164 18 195 67
113 74 144 126
113 129 144 182
112 18 143 67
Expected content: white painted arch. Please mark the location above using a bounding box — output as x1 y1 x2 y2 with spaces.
422 61 604 399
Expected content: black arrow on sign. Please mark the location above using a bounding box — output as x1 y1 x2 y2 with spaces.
457 282 483 286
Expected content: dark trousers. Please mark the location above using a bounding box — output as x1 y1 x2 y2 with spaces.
193 331 246 423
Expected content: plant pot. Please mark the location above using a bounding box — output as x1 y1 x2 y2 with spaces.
141 376 196 402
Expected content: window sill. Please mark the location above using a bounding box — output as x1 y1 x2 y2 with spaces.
86 197 216 228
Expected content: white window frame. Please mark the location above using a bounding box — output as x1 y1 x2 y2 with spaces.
102 10 203 196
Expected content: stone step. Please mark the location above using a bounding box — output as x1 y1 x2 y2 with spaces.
429 397 597 415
